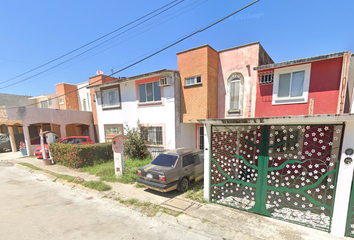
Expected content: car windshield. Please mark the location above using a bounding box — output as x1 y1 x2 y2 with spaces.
151 154 178 167
53 138 63 143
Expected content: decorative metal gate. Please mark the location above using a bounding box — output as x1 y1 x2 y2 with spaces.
346 177 354 237
210 124 344 231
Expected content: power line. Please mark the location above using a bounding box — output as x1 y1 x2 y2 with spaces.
6 0 260 110
0 0 184 87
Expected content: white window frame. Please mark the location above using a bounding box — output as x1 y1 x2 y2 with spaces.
59 98 64 105
101 87 120 109
272 63 311 105
185 76 201 86
226 73 243 115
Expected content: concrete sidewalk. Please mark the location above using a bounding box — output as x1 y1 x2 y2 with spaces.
0 152 350 240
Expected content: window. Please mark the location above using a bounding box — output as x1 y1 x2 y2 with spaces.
101 87 121 108
138 81 161 103
197 125 204 150
141 126 163 146
260 74 274 84
104 125 123 142
105 126 122 136
83 99 87 111
185 76 201 86
227 73 243 114
272 64 311 105
39 100 48 108
183 155 195 167
59 98 64 105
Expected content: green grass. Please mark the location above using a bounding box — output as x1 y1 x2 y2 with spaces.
50 172 76 182
19 163 42 171
82 158 152 184
113 197 182 217
83 181 112 191
185 181 208 203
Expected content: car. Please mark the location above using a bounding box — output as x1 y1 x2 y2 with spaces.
34 136 94 158
137 148 204 192
0 133 11 152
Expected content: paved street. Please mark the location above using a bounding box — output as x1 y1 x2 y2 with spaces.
0 163 211 240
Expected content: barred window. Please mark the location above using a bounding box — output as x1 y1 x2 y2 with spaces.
141 126 163 146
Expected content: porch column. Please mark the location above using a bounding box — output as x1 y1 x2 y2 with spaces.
60 124 66 138
7 125 17 152
23 125 31 156
331 121 354 237
203 123 212 201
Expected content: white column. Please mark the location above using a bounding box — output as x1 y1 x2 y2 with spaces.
23 125 31 156
203 123 212 201
60 125 66 138
331 121 354 237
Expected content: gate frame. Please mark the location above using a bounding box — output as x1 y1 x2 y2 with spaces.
201 115 354 238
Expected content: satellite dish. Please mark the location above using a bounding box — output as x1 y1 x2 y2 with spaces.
96 70 103 75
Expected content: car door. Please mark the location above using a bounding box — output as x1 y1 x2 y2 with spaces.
182 154 196 180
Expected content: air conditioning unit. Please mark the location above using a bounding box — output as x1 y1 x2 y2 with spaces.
158 77 172 87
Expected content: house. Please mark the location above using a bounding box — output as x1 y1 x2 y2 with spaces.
198 50 354 238
177 42 273 149
0 81 95 154
88 69 184 151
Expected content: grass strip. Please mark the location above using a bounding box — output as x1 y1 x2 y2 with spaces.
113 197 182 217
83 180 112 191
19 163 43 171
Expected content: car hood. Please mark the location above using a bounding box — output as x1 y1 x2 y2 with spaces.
139 164 174 174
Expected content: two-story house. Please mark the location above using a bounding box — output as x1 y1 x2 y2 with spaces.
89 69 187 151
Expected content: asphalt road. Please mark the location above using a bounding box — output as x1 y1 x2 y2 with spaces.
0 163 211 240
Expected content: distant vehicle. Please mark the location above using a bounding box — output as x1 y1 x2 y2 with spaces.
137 148 204 192
34 136 94 158
0 133 11 152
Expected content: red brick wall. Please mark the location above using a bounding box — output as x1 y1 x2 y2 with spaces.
55 83 79 110
177 45 218 122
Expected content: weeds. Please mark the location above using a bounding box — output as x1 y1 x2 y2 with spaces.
19 163 42 171
83 181 112 191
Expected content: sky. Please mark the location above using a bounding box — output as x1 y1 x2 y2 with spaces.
0 0 353 97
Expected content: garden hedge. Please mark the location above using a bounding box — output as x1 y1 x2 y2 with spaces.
49 142 113 168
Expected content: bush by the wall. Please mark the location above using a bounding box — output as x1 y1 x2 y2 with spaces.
123 122 150 160
49 142 113 168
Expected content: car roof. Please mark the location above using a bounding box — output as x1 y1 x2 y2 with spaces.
164 148 202 156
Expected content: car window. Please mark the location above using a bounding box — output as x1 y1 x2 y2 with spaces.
80 138 87 143
53 138 63 143
192 154 201 165
151 154 178 167
182 155 195 168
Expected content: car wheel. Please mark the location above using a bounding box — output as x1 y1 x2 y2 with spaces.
178 177 189 192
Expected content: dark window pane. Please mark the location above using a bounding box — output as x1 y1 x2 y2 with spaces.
139 84 146 102
146 83 153 102
153 81 161 101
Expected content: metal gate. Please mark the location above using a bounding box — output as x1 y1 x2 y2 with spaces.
210 124 344 231
346 176 354 236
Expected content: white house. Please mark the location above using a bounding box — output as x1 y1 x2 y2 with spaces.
90 69 189 150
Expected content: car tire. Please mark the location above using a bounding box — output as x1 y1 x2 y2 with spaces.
178 177 189 192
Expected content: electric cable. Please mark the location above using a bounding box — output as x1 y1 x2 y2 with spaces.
0 0 184 86
5 0 260 110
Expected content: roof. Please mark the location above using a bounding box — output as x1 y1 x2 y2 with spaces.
254 51 347 70
87 69 178 89
165 148 202 156
197 113 354 125
176 42 260 55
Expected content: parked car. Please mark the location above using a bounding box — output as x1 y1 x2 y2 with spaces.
34 136 94 158
0 133 11 152
137 148 204 192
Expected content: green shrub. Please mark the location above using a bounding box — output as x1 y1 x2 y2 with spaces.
123 122 150 160
83 181 111 191
49 142 113 168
